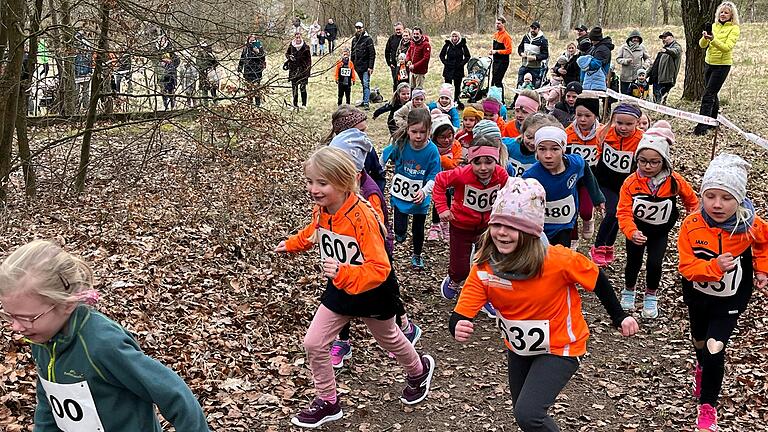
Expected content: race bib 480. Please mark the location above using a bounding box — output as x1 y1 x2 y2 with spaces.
545 195 576 225
601 145 633 174
39 378 105 432
390 173 423 202
496 317 551 356
463 185 499 213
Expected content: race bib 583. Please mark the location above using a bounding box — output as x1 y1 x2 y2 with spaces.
390 173 422 202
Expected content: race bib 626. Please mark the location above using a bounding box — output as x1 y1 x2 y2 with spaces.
602 145 633 174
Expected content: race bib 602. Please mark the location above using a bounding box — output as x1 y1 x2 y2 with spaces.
317 229 364 265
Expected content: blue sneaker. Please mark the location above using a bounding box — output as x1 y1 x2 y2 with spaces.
402 322 422 346
395 234 407 243
620 289 636 311
441 276 459 300
482 302 496 318
411 255 424 270
642 293 659 318
329 339 352 369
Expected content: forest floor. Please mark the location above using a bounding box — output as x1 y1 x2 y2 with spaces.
1 24 768 431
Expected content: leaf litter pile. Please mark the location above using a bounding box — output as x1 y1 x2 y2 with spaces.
1 100 768 431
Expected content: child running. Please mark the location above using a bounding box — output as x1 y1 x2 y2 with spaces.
434 137 509 317
427 83 461 128
505 113 556 177
565 97 602 242
373 82 412 136
333 48 356 106
381 108 442 269
502 90 540 138
275 147 435 428
0 240 210 431
455 104 484 151
616 126 699 318
393 88 427 129
327 128 423 368
449 177 639 432
638 111 652 132
324 105 386 192
523 125 605 247
427 110 462 242
677 153 767 432
591 103 645 266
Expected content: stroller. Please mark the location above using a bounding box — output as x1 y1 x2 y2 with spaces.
461 56 492 102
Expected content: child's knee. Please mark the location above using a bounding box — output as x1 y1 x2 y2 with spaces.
303 333 326 355
514 401 546 430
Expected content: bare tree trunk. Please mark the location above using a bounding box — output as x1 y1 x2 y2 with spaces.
476 0 486 33
661 0 671 24
650 0 658 25
681 0 718 101
559 0 573 39
75 0 111 193
53 0 76 115
443 0 449 25
497 0 504 18
596 0 606 27
0 0 26 203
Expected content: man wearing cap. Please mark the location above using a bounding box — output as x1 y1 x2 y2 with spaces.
406 27 432 89
588 26 615 79
351 22 376 109
575 25 589 44
517 21 549 88
385 22 405 90
490 16 514 103
648 31 682 105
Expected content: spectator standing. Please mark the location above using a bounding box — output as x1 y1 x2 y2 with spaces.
318 31 327 56
351 21 376 109
490 16 513 102
196 42 220 104
575 25 589 45
517 21 549 88
616 30 651 95
238 34 267 106
159 53 177 110
440 31 471 107
324 19 338 53
309 20 321 56
648 31 683 104
385 22 405 90
558 42 581 85
588 27 615 82
406 27 432 89
286 31 312 109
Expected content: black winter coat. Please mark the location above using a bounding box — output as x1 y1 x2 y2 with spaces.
385 34 403 67
238 44 266 80
563 54 581 85
351 32 376 72
439 38 471 79
285 42 311 82
324 23 338 41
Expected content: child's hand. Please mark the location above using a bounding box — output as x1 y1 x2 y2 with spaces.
454 320 474 342
413 189 426 204
595 203 606 215
631 230 647 245
322 258 341 279
755 272 768 289
274 241 287 253
716 253 736 272
620 316 639 337
439 210 454 222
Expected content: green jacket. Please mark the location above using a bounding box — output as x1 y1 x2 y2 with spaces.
30 306 209 432
699 21 740 66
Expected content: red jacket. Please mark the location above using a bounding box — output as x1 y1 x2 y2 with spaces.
406 35 432 75
433 164 509 230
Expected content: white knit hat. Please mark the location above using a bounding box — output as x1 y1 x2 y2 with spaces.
534 126 567 151
635 134 671 168
431 109 454 135
700 153 751 203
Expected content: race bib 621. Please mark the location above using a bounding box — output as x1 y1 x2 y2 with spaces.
632 198 673 225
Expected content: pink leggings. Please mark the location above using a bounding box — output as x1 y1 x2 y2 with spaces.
303 304 424 400
572 184 594 239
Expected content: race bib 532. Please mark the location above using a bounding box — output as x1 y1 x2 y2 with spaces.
496 317 550 356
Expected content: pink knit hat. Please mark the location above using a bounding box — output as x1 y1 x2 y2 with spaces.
439 83 454 104
489 177 546 237
644 120 675 145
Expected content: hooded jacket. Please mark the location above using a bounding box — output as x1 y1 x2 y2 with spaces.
406 35 432 75
351 31 376 71
385 33 403 68
589 36 615 76
433 164 509 230
238 42 266 79
30 306 209 432
699 21 740 66
439 38 471 79
616 30 651 82
517 31 549 69
577 55 607 91
651 39 683 85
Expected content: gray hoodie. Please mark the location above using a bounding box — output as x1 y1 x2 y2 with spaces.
616 30 651 82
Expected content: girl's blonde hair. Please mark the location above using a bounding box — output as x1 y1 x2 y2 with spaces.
322 105 365 144
392 107 432 155
715 1 740 25
520 112 559 134
0 240 95 304
471 135 509 167
474 229 546 278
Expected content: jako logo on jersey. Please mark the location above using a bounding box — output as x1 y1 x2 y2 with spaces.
567 174 578 189
695 240 709 246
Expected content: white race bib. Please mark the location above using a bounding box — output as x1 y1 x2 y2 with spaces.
39 378 105 432
496 317 550 356
632 198 673 225
339 68 351 77
693 256 743 297
463 185 499 213
390 173 422 202
509 159 533 177
601 145 633 174
398 68 409 80
545 195 576 225
568 144 599 166
317 229 364 266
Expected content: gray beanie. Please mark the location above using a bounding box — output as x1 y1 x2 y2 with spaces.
635 134 671 168
472 119 502 144
329 128 373 171
700 153 750 203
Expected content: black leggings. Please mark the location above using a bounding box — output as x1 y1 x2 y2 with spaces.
595 186 620 247
337 85 350 105
624 231 669 293
292 79 308 107
698 64 731 124
548 229 572 248
508 351 579 431
393 208 427 256
688 307 739 406
491 60 509 102
445 76 462 103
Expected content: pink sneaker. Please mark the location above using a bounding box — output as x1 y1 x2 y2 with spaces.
440 221 450 243
590 246 607 266
603 246 615 264
693 363 703 399
696 403 718 431
427 224 442 241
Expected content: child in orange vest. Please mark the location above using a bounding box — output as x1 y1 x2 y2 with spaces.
333 48 356 106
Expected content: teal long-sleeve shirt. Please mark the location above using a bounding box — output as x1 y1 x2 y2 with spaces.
31 305 209 432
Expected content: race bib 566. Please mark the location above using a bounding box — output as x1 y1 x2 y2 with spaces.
463 185 499 213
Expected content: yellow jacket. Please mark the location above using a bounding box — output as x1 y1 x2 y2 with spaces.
699 21 740 65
